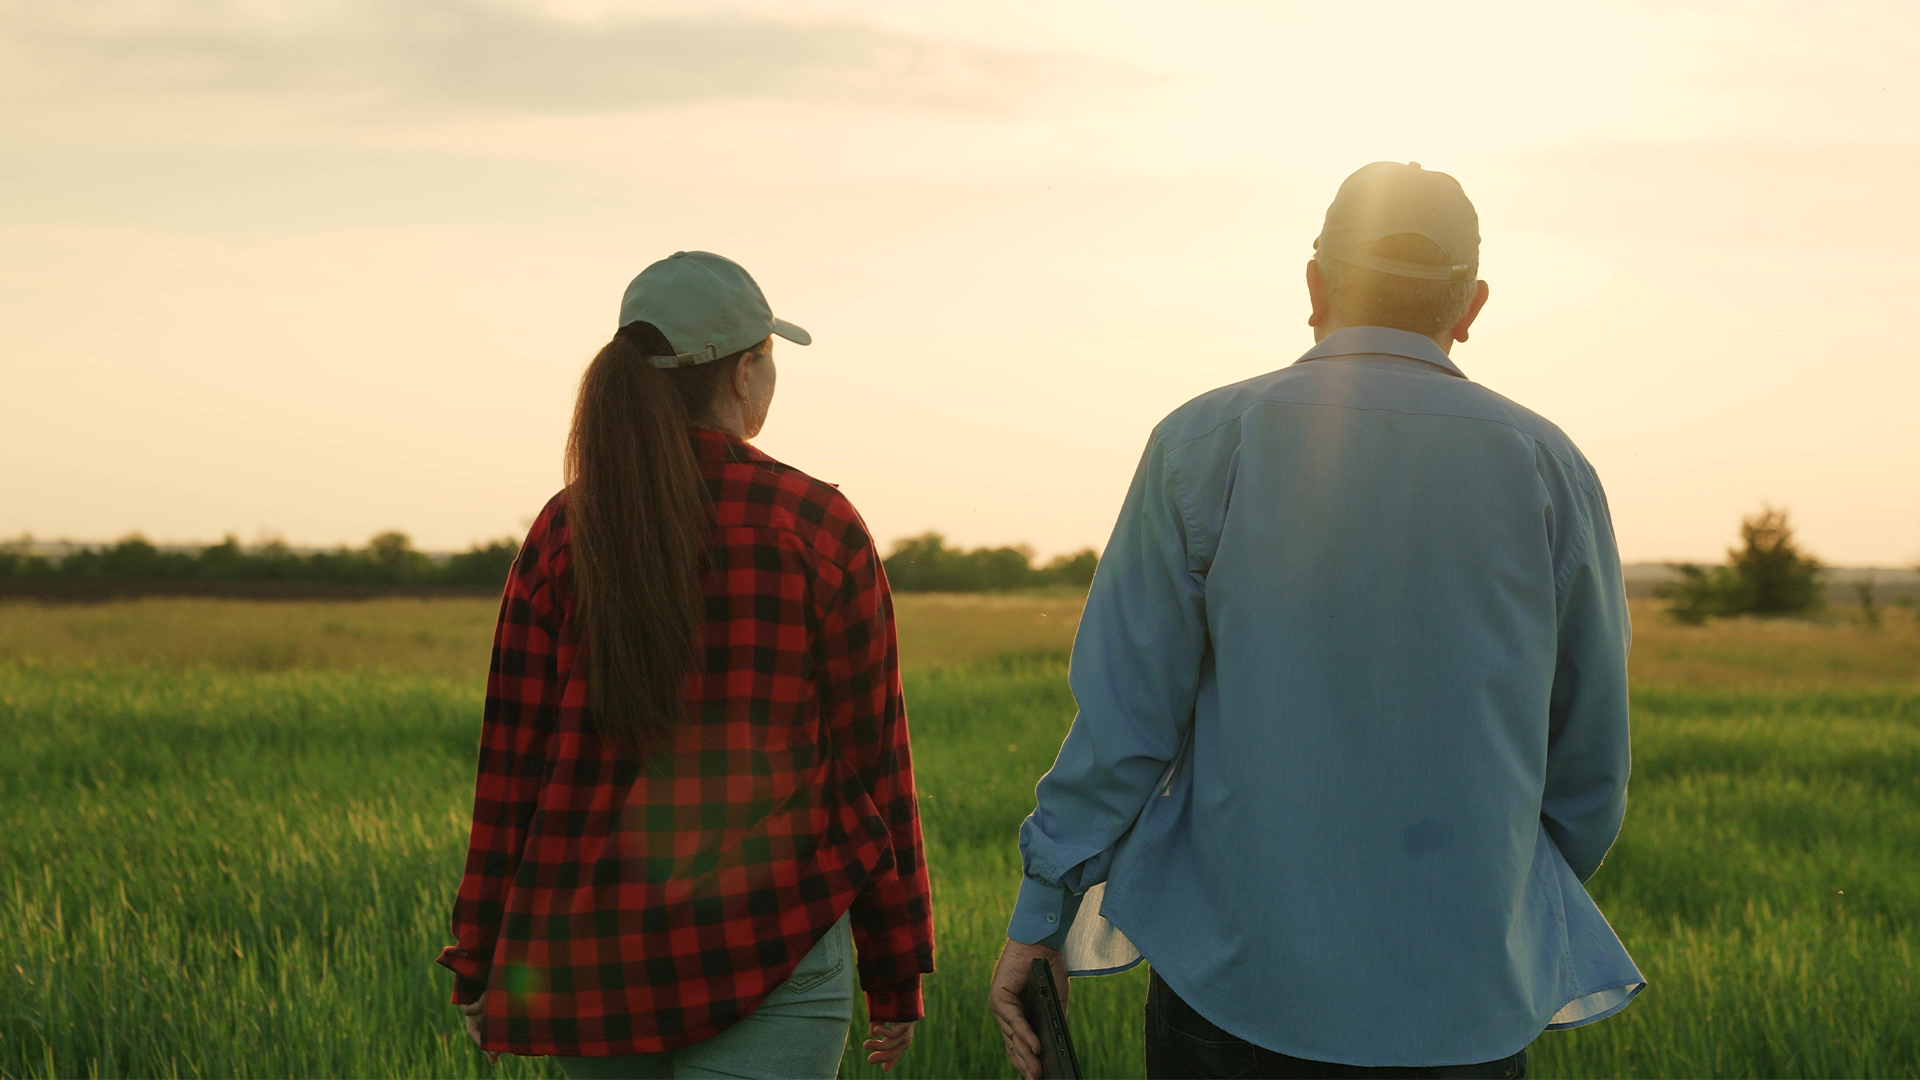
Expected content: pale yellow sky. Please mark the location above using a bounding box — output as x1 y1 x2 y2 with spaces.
3 1 1917 564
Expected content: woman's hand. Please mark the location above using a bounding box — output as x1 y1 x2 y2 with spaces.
863 1020 917 1072
457 992 500 1065
988 939 1068 1080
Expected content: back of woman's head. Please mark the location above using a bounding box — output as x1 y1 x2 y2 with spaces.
563 323 745 753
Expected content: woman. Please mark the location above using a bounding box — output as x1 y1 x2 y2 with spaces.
438 251 933 1078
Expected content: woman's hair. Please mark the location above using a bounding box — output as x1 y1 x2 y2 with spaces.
562 322 751 753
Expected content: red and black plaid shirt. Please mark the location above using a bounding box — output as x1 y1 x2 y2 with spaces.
438 428 933 1057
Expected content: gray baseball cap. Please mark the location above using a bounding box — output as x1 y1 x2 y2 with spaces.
1314 162 1480 282
617 251 811 368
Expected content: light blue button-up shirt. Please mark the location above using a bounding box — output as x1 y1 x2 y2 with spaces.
1010 327 1644 1066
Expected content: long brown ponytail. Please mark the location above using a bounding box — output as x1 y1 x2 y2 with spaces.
563 322 744 753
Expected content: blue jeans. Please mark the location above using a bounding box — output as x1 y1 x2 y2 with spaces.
555 913 854 1080
1146 971 1528 1080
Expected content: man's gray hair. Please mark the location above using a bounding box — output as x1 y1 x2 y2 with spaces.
1317 234 1478 338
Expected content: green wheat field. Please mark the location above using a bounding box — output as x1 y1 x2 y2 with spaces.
1 596 1916 1078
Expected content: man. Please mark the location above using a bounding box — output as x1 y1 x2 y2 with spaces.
988 162 1643 1079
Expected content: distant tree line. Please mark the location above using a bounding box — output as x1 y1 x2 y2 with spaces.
0 529 1100 595
881 533 1098 592
0 532 521 588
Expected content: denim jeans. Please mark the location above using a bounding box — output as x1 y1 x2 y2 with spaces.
555 912 855 1080
1145 971 1528 1080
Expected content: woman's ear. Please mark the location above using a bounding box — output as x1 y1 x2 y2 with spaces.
730 348 757 401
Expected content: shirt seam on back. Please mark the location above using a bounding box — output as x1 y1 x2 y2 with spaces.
1552 503 1598 599
1161 443 1209 571
1163 398 1588 482
715 460 870 583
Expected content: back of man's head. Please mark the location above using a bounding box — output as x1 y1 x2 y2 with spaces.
1314 163 1481 338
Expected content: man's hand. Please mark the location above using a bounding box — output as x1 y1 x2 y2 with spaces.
988 938 1068 1080
862 1020 917 1072
456 992 500 1066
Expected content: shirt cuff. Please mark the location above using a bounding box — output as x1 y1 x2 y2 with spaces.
1008 875 1086 951
864 976 925 1023
451 973 488 1005
438 946 490 1004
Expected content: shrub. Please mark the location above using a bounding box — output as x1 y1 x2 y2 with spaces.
1659 563 1745 625
1660 506 1824 624
1855 577 1882 629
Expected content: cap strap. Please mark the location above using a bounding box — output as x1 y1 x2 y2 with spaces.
1324 252 1477 282
645 344 720 369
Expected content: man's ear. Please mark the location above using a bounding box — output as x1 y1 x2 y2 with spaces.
1451 280 1491 344
1306 259 1330 329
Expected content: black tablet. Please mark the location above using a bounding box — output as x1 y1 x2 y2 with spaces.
1021 957 1082 1079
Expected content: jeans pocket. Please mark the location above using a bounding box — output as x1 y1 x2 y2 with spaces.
1164 1024 1257 1079
1150 988 1258 1079
779 958 845 996
777 914 853 998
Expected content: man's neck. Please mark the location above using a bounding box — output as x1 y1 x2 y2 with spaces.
1314 321 1454 355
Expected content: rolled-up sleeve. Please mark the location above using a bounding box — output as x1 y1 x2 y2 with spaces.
1010 433 1210 946
1542 480 1632 882
438 527 560 1003
814 513 935 1023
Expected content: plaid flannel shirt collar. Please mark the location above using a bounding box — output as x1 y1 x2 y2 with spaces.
690 426 761 465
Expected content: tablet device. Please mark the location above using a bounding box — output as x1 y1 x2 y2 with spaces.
1021 957 1081 1079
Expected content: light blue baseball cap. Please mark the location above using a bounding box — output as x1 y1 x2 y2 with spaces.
1314 162 1480 282
617 251 812 368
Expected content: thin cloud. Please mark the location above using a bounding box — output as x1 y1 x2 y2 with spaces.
1 1 1107 117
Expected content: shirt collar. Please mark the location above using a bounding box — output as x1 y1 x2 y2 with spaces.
689 426 765 464
1294 326 1467 379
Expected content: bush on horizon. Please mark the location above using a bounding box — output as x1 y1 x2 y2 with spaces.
882 532 1097 592
1659 506 1825 624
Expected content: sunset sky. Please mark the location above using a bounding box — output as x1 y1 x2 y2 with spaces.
3 1 1918 565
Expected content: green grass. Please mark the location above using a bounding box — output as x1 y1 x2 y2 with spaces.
2 652 1917 1077
0 591 1085 680
0 665 493 1079
1528 687 1920 1078
0 598 503 680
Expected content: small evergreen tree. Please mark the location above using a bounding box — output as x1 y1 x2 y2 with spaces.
1730 507 1824 615
1660 505 1823 623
